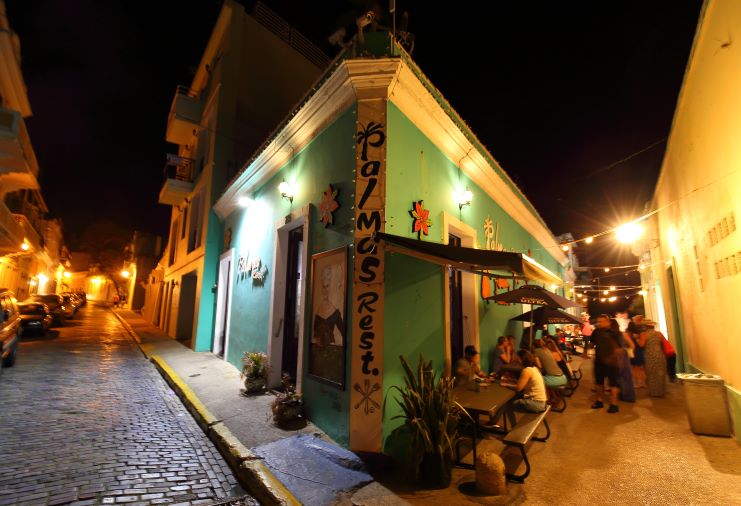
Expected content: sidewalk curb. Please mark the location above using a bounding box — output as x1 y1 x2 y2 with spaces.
111 310 300 506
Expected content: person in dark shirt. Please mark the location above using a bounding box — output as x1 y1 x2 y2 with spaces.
591 314 622 413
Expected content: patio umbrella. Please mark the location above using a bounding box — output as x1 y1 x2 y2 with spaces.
510 306 582 326
486 284 582 350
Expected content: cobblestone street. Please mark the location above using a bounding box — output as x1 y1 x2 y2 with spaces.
0 305 252 506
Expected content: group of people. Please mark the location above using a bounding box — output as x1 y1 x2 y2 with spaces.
583 312 677 413
454 330 578 416
452 311 678 418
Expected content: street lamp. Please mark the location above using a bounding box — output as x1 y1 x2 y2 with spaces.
615 221 644 244
278 180 295 203
453 188 472 210
63 271 71 278
121 270 130 279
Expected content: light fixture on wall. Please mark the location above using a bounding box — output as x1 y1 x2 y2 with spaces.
63 271 71 278
279 180 295 204
237 195 253 207
121 270 130 279
20 241 29 251
453 188 472 210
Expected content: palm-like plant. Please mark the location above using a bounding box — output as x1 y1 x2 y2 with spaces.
389 355 468 486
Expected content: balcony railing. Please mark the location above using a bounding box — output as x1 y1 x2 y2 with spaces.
159 155 195 206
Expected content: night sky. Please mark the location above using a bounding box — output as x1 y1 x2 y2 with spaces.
8 0 702 279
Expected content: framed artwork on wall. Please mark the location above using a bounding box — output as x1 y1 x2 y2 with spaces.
308 246 348 389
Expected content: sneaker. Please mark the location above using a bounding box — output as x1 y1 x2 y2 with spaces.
591 401 604 409
607 404 619 413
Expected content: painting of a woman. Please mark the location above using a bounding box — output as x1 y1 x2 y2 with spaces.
309 247 347 387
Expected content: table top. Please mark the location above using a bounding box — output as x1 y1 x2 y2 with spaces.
453 382 516 414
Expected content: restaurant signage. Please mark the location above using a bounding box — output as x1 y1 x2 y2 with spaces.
349 99 386 452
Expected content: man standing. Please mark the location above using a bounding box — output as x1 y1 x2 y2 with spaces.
591 314 621 413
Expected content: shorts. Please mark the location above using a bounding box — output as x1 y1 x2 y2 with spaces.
594 362 619 388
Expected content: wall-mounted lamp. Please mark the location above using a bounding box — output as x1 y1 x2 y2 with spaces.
561 244 570 252
121 270 130 279
20 241 30 251
63 271 71 278
453 188 472 210
279 180 295 204
238 195 254 207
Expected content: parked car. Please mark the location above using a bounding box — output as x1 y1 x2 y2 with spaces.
0 290 21 370
18 302 53 336
26 294 66 324
59 294 76 318
73 292 87 307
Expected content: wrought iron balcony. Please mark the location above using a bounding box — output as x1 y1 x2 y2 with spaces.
158 155 195 206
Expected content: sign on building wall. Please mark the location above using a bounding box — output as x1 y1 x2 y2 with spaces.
350 99 386 452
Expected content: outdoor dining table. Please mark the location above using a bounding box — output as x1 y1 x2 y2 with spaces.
453 382 517 469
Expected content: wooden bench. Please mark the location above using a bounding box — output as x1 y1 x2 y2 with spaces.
502 405 551 483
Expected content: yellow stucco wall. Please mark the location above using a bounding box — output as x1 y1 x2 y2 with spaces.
649 0 741 391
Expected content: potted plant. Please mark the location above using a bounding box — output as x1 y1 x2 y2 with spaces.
241 351 268 395
271 373 303 425
388 355 465 489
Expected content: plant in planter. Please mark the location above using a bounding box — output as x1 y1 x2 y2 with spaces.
388 354 467 489
271 373 303 425
241 351 268 395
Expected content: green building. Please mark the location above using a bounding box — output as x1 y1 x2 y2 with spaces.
212 35 571 452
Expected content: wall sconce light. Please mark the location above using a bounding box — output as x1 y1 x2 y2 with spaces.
561 244 570 252
453 188 472 210
238 195 253 207
20 241 30 251
279 180 294 204
63 271 71 278
121 270 131 279
38 274 48 284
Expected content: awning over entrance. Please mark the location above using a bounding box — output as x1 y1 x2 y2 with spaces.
374 232 563 286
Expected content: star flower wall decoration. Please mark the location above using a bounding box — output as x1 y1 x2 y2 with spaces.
319 184 339 227
409 200 432 239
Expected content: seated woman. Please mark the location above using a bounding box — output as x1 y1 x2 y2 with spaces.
533 338 568 388
511 350 548 413
544 336 574 381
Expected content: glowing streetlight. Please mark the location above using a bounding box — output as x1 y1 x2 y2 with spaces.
638 289 648 296
585 236 594 244
608 296 617 302
237 196 253 207
610 285 616 291
615 221 644 244
561 244 570 252
63 271 71 278
604 267 610 273
121 270 130 279
278 180 295 203
20 242 29 251
38 274 48 284
600 298 606 302
603 290 609 295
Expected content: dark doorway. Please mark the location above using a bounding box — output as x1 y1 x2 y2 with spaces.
176 272 198 346
449 234 464 365
282 226 304 382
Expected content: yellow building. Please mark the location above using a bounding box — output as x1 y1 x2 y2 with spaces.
637 0 741 439
0 1 65 300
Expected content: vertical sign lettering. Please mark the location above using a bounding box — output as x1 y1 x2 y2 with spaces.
350 99 386 452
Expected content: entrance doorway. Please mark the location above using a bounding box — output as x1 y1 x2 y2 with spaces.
176 272 198 345
448 234 464 365
665 265 686 372
282 226 304 382
213 250 234 358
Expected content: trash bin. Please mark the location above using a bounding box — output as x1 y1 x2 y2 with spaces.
677 373 733 437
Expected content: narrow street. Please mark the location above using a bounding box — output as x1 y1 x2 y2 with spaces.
0 305 251 506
